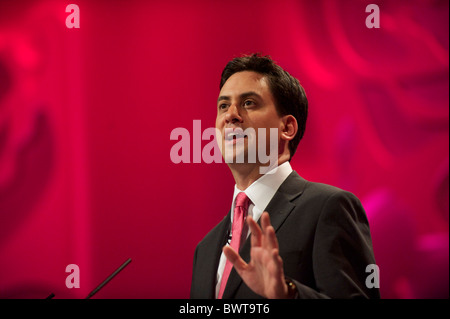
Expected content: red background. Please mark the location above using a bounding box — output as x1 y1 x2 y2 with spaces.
0 0 448 299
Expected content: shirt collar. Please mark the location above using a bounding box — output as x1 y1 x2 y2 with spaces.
231 162 293 221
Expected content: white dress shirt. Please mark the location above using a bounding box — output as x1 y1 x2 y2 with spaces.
215 161 293 297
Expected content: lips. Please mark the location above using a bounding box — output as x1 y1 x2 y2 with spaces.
225 130 246 141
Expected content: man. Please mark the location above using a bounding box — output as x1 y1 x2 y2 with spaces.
190 54 380 299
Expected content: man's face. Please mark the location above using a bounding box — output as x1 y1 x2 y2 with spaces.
215 71 283 166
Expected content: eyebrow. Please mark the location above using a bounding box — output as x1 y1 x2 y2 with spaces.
217 91 262 104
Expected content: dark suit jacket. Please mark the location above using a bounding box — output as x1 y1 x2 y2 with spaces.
190 171 380 299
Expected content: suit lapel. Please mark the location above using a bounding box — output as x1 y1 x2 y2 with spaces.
264 171 306 231
222 171 307 298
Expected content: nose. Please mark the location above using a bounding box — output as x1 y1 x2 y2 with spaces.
225 104 243 124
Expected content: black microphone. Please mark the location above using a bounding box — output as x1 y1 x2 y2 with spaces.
46 258 132 299
85 258 132 299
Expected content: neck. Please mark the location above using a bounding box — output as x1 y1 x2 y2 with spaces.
229 153 290 190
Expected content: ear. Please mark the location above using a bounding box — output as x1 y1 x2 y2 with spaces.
280 115 298 142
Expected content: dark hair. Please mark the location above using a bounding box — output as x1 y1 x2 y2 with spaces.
219 53 308 158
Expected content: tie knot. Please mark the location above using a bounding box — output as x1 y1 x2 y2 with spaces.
235 192 250 209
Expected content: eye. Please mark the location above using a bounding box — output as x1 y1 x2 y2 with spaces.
243 100 256 107
218 103 229 110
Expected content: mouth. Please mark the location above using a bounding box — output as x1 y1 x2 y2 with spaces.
224 128 247 144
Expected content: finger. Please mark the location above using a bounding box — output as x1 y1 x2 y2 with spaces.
266 224 279 251
271 249 284 277
268 249 287 299
260 212 277 250
223 245 248 272
260 212 271 232
247 216 262 247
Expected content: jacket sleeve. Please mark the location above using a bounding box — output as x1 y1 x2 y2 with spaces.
293 190 380 299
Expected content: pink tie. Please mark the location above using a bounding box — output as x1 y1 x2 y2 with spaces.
218 192 250 299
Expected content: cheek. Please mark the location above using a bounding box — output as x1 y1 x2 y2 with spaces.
255 117 282 131
215 117 224 144
215 116 222 129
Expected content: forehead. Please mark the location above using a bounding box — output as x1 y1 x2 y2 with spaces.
219 71 271 97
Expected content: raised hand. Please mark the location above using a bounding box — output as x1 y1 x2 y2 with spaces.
222 212 290 299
